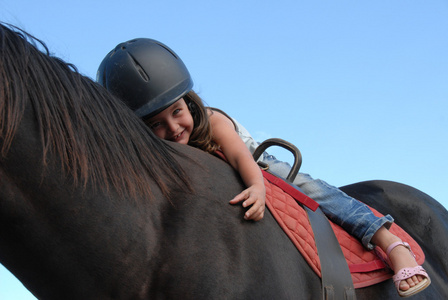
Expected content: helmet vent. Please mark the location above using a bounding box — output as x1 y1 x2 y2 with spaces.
137 67 149 82
158 43 178 59
128 53 150 82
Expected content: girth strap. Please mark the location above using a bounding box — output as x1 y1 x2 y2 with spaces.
306 206 357 300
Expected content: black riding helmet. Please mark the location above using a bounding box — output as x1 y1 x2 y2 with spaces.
97 38 193 119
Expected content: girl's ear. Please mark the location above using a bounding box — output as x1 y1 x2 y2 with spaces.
187 99 197 113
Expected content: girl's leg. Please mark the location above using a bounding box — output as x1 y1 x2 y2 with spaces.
293 173 394 250
262 154 394 249
260 151 429 294
371 227 425 291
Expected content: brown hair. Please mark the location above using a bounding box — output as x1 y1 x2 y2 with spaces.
184 91 220 154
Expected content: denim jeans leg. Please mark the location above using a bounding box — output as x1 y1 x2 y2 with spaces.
261 154 394 250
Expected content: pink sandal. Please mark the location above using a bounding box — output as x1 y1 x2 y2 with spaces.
386 241 431 297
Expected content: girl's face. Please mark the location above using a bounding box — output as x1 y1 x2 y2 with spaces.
145 98 194 144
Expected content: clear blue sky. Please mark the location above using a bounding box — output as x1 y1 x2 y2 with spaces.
1 1 447 298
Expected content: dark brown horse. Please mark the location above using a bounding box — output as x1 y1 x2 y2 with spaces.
1 23 447 299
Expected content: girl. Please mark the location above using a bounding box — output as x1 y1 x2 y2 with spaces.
97 38 430 297
142 94 266 221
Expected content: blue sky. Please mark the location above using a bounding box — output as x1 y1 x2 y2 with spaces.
1 1 447 298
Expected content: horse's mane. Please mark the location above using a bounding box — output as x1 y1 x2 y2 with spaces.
0 22 191 199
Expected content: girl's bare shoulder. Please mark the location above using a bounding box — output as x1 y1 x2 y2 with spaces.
208 108 234 127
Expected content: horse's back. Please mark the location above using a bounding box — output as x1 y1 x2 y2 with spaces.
152 144 322 299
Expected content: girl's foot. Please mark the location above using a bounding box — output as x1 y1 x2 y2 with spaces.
387 241 422 290
386 241 431 297
371 227 430 297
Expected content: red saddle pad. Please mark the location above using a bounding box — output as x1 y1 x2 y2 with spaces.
263 176 425 289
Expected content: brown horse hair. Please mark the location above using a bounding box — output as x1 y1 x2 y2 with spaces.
0 22 192 200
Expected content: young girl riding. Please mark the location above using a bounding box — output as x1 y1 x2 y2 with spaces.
97 38 430 297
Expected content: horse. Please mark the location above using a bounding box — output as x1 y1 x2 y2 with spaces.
0 23 447 299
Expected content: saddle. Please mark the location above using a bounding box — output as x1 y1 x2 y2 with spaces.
214 141 425 292
263 174 425 288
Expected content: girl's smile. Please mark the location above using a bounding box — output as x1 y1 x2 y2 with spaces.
145 98 194 145
170 130 186 142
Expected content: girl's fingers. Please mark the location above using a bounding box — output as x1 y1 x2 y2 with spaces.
242 197 256 208
229 188 266 221
229 190 248 204
245 205 265 221
244 200 264 219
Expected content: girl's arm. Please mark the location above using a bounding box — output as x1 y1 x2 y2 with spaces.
209 110 265 221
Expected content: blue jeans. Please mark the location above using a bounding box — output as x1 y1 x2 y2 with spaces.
260 153 394 250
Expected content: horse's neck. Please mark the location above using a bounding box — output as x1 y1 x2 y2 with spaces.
1 166 168 299
0 134 168 299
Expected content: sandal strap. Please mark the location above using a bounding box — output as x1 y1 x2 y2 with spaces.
386 241 414 258
393 266 429 289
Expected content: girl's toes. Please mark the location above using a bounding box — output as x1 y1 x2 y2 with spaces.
407 277 416 287
400 280 411 291
401 276 419 290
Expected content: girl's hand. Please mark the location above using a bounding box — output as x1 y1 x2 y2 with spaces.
229 183 266 221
